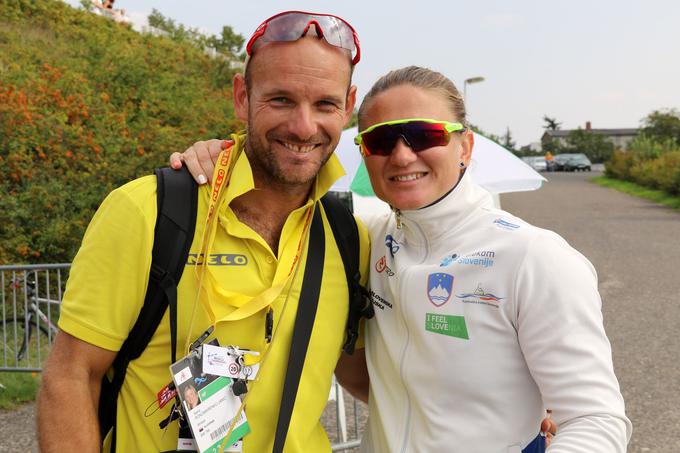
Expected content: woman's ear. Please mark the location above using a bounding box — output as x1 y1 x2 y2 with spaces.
460 129 474 166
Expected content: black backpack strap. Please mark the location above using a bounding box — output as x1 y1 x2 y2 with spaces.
321 193 374 354
272 204 325 453
98 167 197 448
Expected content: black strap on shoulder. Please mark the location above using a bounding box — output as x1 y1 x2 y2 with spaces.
272 204 325 453
321 193 374 354
98 167 197 449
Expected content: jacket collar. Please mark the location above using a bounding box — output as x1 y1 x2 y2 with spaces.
396 172 495 245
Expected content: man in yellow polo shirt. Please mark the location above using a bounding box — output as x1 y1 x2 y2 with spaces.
37 11 369 452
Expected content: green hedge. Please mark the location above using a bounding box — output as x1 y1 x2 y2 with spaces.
0 0 243 263
605 135 680 196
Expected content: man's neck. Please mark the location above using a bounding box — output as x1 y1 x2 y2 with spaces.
230 182 313 256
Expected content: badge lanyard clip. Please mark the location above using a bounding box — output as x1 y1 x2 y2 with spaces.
265 307 273 343
189 325 215 354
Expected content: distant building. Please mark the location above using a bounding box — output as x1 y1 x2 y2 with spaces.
518 142 543 153
541 121 638 150
528 142 543 152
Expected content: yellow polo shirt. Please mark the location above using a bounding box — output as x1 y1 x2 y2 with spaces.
59 148 370 452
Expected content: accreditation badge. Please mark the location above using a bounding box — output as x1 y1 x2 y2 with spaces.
170 348 250 452
202 344 260 380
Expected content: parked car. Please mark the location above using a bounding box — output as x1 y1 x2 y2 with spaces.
521 156 547 172
550 153 592 172
563 154 592 172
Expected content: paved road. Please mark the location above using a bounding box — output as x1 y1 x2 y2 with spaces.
501 171 680 452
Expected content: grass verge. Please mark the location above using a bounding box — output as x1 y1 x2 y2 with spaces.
0 372 40 409
592 176 680 212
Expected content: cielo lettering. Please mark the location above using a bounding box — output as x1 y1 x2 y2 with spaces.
187 253 249 266
220 147 231 166
212 168 226 201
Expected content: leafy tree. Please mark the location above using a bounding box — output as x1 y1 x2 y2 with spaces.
147 9 244 60
627 134 677 160
641 109 680 145
541 116 563 154
542 115 562 131
562 128 614 163
207 26 246 58
501 127 516 152
79 0 94 12
470 125 503 145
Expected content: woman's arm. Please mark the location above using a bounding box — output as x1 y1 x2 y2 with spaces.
516 231 632 452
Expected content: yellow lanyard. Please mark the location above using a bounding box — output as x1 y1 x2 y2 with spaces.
184 134 314 352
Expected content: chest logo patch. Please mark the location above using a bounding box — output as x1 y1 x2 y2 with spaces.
385 234 401 257
425 313 469 339
427 273 454 307
439 253 459 266
375 256 387 272
457 283 504 308
493 218 520 230
375 256 395 277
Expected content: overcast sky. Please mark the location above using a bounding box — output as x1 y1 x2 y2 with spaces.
64 0 680 146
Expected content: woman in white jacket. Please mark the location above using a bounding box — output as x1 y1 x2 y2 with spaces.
340 66 631 453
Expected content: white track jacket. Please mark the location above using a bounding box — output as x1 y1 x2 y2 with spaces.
360 173 631 453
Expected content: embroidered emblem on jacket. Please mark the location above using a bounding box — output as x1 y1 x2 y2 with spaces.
457 283 504 308
427 273 454 307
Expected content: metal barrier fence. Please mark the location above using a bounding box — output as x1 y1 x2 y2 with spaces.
0 263 363 448
328 377 365 451
1 264 69 372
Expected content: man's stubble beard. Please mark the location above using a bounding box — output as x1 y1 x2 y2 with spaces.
245 122 334 191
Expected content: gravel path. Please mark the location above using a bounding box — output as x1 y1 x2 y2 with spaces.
0 394 366 452
0 398 365 452
0 402 37 452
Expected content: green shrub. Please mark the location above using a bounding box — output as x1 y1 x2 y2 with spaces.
0 0 243 263
627 133 677 160
605 150 635 180
649 151 680 195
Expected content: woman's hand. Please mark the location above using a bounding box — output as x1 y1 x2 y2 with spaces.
169 139 232 185
542 410 557 446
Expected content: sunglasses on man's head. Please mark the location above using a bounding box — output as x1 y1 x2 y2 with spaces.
246 11 361 65
354 118 466 157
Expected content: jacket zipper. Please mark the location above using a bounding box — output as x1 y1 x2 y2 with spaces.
395 215 429 453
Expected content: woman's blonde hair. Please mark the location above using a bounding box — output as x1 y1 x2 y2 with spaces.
358 66 468 130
